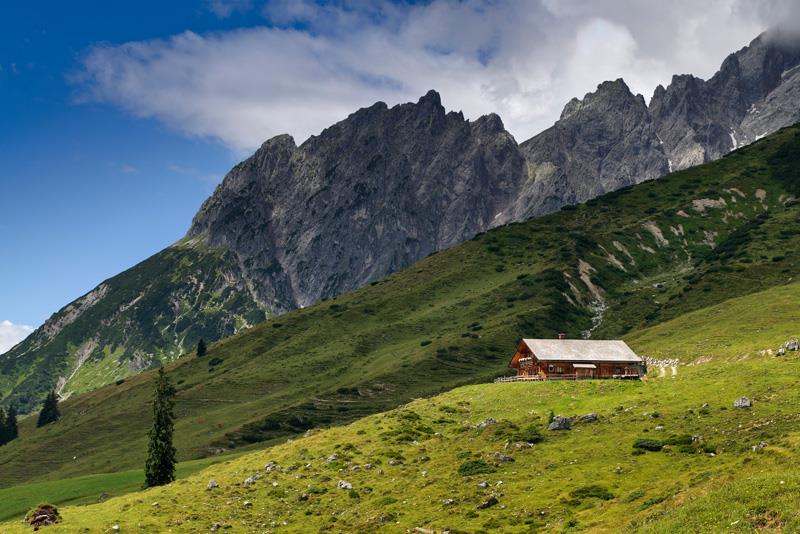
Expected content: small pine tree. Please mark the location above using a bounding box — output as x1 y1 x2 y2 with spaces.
144 367 177 487
0 408 6 446
6 405 18 442
196 338 207 358
36 390 60 427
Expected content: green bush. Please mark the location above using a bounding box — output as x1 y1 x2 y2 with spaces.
633 438 664 451
513 424 544 444
457 459 496 476
569 484 614 501
664 434 693 446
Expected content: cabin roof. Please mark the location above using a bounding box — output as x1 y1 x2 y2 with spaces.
521 339 641 363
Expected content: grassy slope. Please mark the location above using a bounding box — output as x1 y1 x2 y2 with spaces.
0 241 266 413
5 281 800 532
0 451 255 522
1 126 799 490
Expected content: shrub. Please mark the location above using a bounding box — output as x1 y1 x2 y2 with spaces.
208 357 224 367
633 438 664 452
664 434 693 446
622 489 646 503
420 340 432 347
638 494 668 510
569 484 614 501
458 459 496 476
513 423 544 444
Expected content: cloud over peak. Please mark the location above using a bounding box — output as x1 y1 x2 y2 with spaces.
74 0 794 153
0 320 33 355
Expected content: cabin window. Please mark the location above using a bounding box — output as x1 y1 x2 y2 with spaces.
548 365 554 372
615 367 622 374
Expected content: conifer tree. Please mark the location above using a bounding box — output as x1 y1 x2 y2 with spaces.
36 390 60 427
144 367 177 487
0 408 6 446
5 405 18 442
196 338 207 357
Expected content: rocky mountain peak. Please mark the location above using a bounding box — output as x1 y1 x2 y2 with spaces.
649 29 800 171
417 89 443 107
187 91 524 311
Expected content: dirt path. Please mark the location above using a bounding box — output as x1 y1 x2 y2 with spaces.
671 366 678 377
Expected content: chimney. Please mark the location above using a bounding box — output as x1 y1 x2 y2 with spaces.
558 333 566 340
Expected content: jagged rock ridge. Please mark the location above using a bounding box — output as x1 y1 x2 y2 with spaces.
188 91 524 311
650 28 800 171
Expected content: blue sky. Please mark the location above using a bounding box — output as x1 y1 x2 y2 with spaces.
0 2 261 330
0 0 788 350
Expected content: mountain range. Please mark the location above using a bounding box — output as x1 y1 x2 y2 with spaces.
2 29 799 413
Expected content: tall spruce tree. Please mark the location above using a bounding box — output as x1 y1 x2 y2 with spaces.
196 338 207 357
36 390 60 427
144 367 177 487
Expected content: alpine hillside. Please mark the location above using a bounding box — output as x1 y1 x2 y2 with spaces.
1 125 798 490
2 29 799 413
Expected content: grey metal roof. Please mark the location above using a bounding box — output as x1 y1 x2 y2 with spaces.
522 339 641 363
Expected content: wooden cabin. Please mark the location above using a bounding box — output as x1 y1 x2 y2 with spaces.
505 335 643 381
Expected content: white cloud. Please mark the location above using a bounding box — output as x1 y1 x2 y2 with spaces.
206 0 254 19
73 0 795 153
0 320 33 355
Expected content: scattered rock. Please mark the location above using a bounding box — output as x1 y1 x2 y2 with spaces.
388 459 401 466
548 416 571 431
752 441 768 451
477 496 499 509
264 461 280 472
243 477 255 486
477 481 488 488
111 526 120 532
298 493 309 502
243 501 253 507
414 528 436 534
326 454 339 462
210 523 222 532
578 413 598 423
493 453 515 462
442 498 455 506
207 479 219 490
655 425 664 431
97 492 110 502
734 397 752 409
337 480 353 490
477 418 497 428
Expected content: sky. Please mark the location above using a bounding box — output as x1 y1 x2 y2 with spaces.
1 0 798 353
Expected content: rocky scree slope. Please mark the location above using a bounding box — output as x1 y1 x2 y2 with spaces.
2 30 799 413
